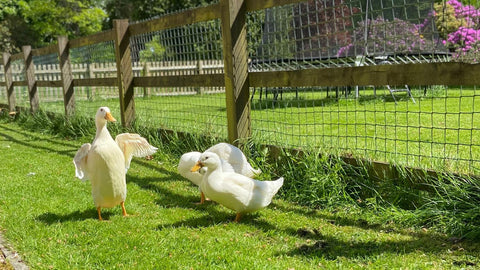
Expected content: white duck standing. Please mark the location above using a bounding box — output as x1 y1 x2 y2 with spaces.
205 143 261 178
73 107 158 220
191 151 283 222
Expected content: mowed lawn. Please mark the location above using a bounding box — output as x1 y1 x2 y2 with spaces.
0 121 479 269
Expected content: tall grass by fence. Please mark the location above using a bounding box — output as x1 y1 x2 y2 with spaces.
1 0 480 177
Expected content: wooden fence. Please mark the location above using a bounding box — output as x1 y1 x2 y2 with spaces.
0 60 224 101
1 0 480 145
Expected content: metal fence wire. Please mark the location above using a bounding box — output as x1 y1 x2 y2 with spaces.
130 18 228 139
245 0 480 174
2 0 480 175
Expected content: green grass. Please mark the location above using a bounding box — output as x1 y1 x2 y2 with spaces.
21 85 480 175
1 113 480 269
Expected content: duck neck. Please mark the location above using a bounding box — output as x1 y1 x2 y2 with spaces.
205 163 221 180
95 121 112 141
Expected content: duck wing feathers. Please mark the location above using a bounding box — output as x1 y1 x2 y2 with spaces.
216 172 284 211
73 143 91 181
206 143 261 177
115 133 158 171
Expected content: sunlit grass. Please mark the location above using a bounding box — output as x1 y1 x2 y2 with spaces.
1 120 480 269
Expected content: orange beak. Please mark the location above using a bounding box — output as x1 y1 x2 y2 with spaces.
190 161 203 172
105 112 117 122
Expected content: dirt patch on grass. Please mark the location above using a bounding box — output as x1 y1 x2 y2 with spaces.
0 233 28 270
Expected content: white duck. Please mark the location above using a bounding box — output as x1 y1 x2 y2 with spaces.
191 152 283 222
73 107 158 220
205 143 261 178
177 151 234 204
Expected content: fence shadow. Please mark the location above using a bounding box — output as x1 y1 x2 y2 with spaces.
250 92 415 111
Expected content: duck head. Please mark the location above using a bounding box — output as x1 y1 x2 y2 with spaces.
190 151 220 172
95 107 116 129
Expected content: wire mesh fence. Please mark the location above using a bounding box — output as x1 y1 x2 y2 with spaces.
33 53 61 113
244 0 480 174
68 41 120 118
130 18 227 138
2 0 480 176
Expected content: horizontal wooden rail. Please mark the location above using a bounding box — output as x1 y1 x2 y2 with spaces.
245 0 307 12
129 4 222 36
4 62 480 89
37 81 62 87
133 74 225 87
12 81 27 87
10 53 23 62
69 30 115 48
249 62 480 87
73 78 117 87
32 45 57 57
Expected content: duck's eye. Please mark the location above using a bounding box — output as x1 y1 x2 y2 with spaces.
204 156 209 160
100 108 104 112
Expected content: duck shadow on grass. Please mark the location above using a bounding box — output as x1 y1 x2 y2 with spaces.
36 208 112 224
156 205 278 231
127 173 282 230
151 185 476 264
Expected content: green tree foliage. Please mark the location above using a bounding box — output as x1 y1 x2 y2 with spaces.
0 0 106 52
139 36 169 62
103 0 217 27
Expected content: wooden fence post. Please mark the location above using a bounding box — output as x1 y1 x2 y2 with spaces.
2 52 16 112
57 36 75 117
87 62 96 100
220 0 251 145
113 19 135 127
142 62 151 97
22 46 39 113
195 60 204 95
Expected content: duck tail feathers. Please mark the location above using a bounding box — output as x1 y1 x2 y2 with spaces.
252 168 262 176
271 177 284 194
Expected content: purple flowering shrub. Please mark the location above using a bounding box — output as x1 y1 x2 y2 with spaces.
337 0 480 62
435 0 480 62
337 17 435 57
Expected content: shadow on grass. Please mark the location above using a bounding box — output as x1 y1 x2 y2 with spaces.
269 203 479 265
36 208 111 224
276 225 478 267
1 124 80 149
156 208 278 231
0 126 79 159
127 172 282 229
250 92 415 110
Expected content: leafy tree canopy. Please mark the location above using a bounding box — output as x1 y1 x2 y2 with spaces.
103 0 216 27
0 0 106 53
